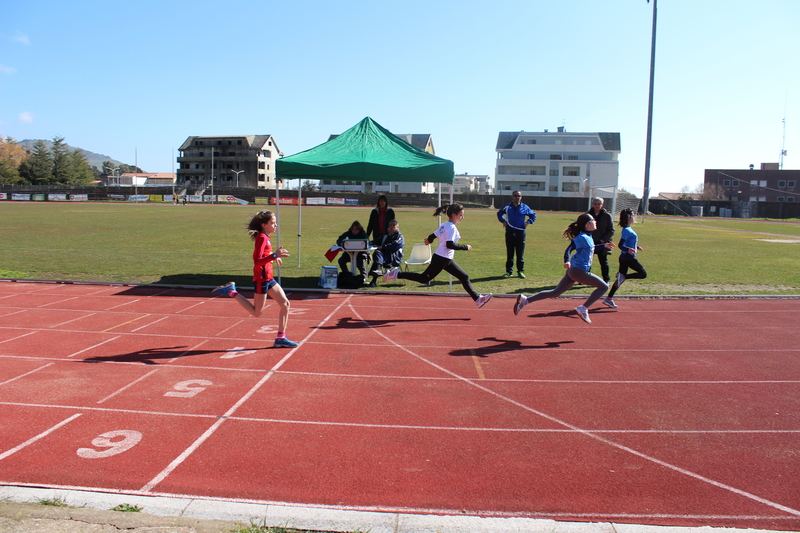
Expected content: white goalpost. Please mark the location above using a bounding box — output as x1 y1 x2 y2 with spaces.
588 185 643 222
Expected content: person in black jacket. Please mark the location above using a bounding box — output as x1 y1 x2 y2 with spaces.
336 220 369 281
366 195 396 242
586 197 615 282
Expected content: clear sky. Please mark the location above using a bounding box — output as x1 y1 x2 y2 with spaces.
1 0 798 197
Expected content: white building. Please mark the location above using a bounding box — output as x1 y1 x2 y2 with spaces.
495 128 620 197
435 173 492 194
319 134 439 194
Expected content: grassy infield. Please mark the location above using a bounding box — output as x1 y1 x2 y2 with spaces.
2 201 799 296
4 202 799 531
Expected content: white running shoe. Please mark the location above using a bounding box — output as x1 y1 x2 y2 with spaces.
475 293 492 309
602 297 618 309
615 272 626 289
382 267 400 282
575 305 591 324
514 294 529 316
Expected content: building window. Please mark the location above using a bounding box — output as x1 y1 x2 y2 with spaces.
750 180 758 186
549 186 558 192
732 180 739 186
258 161 266 169
237 140 242 145
779 180 786 187
723 180 731 186
228 152 235 156
565 170 579 177
550 154 562 160
217 140 222 145
789 181 796 187
214 151 220 157
788 197 795 202
228 140 232 145
760 180 767 187
199 152 204 157
265 150 271 158
568 155 578 160
562 182 579 192
527 154 535 159
258 174 265 182
778 197 785 202
549 170 559 176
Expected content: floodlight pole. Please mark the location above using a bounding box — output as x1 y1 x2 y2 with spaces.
231 169 244 188
641 0 657 214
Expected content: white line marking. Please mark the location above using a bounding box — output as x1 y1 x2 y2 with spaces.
168 339 210 363
0 363 54 387
0 414 81 461
139 294 355 493
96 368 160 404
66 336 121 358
106 299 140 310
215 319 245 337
175 301 205 314
348 303 800 518
0 330 37 344
37 296 78 308
131 315 169 332
49 313 96 329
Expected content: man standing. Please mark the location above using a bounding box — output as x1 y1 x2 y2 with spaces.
497 190 536 278
586 196 615 282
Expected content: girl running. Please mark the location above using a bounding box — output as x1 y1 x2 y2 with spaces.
603 208 646 308
513 213 614 323
212 210 298 348
383 203 492 308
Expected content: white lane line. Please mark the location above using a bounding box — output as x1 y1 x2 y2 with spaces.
96 368 161 404
167 339 210 363
0 330 37 344
0 414 82 461
48 312 97 329
106 299 140 310
348 303 800 518
66 336 121 358
215 319 245 337
37 296 78 308
0 363 54 387
139 294 355 493
131 316 170 332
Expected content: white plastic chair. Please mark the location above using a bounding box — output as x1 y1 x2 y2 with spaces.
404 243 432 271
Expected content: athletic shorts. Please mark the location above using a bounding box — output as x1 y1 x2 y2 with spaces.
254 279 277 295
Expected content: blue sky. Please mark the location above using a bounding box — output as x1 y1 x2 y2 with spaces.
1 0 798 196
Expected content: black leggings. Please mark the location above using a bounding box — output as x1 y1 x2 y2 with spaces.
608 256 647 298
397 253 479 301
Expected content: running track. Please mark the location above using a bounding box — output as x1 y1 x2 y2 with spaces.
0 281 799 531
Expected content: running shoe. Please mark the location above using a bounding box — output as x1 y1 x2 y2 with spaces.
475 293 492 309
273 337 298 348
602 296 618 309
518 271 525 279
382 267 400 282
503 272 512 278
513 294 529 316
575 305 591 324
212 281 236 297
615 272 626 289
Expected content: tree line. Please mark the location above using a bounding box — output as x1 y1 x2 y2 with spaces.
0 136 141 186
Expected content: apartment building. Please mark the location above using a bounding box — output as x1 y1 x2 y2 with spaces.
705 164 799 202
318 133 439 194
176 135 282 190
495 128 620 197
435 173 492 194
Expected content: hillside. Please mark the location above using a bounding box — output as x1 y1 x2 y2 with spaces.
18 139 140 172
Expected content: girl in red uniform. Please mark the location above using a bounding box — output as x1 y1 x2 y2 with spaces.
212 210 297 348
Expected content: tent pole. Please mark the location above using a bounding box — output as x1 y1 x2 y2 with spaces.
297 179 302 267
449 185 454 292
275 180 281 285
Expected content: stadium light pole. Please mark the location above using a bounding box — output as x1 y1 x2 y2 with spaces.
641 0 657 214
109 167 120 186
230 169 244 188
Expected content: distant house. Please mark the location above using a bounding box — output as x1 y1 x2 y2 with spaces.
318 133 439 194
176 135 283 190
495 128 620 197
704 164 798 202
436 173 492 194
106 173 175 187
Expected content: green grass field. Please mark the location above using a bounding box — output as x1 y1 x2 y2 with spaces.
1 202 799 296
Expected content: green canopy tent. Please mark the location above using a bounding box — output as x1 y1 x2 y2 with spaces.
274 117 455 270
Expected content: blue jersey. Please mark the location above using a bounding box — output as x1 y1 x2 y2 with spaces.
619 227 639 258
565 232 595 271
497 202 536 231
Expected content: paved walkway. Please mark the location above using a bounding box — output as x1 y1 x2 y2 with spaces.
0 486 794 533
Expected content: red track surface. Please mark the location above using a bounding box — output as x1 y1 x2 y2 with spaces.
1 281 799 531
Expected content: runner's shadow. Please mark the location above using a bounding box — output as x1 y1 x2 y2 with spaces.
319 316 470 330
450 337 574 357
82 346 238 365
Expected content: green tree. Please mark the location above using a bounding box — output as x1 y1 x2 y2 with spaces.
0 137 27 184
0 158 22 184
18 140 52 184
50 136 70 184
66 149 94 184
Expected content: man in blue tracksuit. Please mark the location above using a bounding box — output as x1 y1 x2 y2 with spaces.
496 190 537 278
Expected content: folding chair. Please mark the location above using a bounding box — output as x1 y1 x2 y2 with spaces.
403 243 432 285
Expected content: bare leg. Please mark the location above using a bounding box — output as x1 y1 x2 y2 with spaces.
233 292 267 318
267 284 290 333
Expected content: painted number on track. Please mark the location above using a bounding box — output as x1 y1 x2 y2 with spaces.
77 430 142 459
164 379 213 398
221 347 256 359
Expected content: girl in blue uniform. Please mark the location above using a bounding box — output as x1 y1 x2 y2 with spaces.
513 213 614 323
603 208 646 308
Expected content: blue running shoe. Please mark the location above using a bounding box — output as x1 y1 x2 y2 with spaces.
273 337 299 348
212 282 236 297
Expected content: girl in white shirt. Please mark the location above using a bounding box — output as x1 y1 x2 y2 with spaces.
383 203 492 308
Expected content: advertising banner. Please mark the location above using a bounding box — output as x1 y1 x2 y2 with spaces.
48 194 69 201
255 197 269 205
32 194 46 201
0 193 7 200
127 195 150 202
148 195 163 202
268 197 305 205
188 195 203 203
344 198 359 206
109 194 126 201
11 193 31 201
306 197 325 205
70 194 88 202
222 195 249 205
327 197 345 205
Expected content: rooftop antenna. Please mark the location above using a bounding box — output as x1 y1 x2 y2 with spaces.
780 103 787 169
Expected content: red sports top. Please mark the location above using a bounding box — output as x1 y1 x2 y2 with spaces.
252 232 274 281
